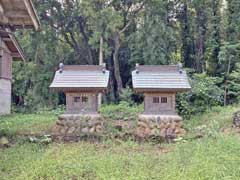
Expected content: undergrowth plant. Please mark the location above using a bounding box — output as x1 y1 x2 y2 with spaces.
100 101 143 121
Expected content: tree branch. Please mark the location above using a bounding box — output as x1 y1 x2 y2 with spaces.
119 0 146 34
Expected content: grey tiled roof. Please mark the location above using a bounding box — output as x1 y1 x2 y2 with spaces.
50 65 109 91
132 65 191 92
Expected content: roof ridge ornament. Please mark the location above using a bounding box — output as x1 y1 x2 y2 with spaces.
136 63 139 74
59 63 64 73
102 63 106 73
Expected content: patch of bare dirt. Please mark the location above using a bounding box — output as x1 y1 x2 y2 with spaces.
222 127 240 135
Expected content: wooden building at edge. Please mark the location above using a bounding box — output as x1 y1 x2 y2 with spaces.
50 64 110 115
0 0 40 114
132 64 191 118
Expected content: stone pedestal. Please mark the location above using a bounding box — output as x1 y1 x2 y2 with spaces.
51 113 104 141
138 114 182 121
0 79 11 115
135 114 186 141
59 113 101 121
51 113 186 142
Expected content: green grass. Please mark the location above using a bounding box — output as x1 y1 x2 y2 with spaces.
100 101 143 121
1 104 240 180
1 136 240 180
184 105 240 138
0 113 57 136
185 105 239 129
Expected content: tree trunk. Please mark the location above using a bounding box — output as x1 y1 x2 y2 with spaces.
98 35 104 109
99 35 104 65
77 18 94 64
180 1 195 69
107 53 117 102
113 32 123 97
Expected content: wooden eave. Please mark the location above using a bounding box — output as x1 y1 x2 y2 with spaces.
51 87 109 93
134 88 191 93
0 0 41 31
0 30 25 61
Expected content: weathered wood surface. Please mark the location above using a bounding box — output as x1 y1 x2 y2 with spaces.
65 92 99 114
0 0 40 30
0 42 12 79
143 92 176 115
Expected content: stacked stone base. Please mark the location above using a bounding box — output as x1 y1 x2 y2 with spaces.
233 111 240 127
51 114 186 143
51 114 105 141
135 115 186 142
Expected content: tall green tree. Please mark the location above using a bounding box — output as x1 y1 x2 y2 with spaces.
219 0 240 105
130 0 177 65
206 0 222 76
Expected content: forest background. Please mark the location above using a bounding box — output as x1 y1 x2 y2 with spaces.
12 0 240 117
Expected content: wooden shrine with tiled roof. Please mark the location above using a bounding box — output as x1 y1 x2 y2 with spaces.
50 63 110 115
132 64 191 119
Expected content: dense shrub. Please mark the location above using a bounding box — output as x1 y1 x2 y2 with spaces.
100 101 143 121
119 88 144 105
119 88 135 105
177 73 224 118
227 63 240 104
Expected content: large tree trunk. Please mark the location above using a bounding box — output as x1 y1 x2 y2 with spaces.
77 18 94 64
113 32 123 97
107 53 118 102
98 35 104 109
180 1 195 69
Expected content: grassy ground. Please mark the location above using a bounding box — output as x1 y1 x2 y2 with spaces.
0 113 57 136
1 104 240 180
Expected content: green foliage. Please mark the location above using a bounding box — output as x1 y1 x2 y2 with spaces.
184 105 239 139
100 101 143 121
0 114 56 137
8 0 240 112
28 135 52 145
13 23 65 112
205 0 221 75
228 64 240 103
177 73 224 117
119 87 135 105
176 92 193 118
130 0 177 65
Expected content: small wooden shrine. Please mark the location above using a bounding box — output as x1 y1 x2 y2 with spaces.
132 64 191 119
50 64 109 115
0 0 40 115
